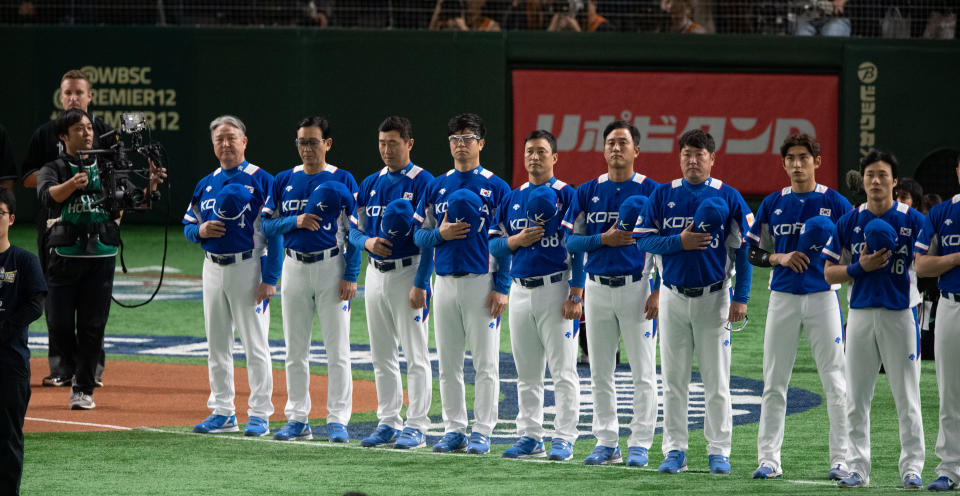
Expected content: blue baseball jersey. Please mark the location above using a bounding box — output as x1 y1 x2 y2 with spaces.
915 194 960 292
561 172 658 276
413 166 510 276
261 164 359 252
497 178 576 278
352 163 433 260
746 184 852 294
822 202 924 310
635 177 754 288
183 161 274 255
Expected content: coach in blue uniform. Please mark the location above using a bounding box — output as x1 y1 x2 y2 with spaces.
635 129 753 475
413 113 511 455
822 149 925 489
184 115 282 437
350 116 434 449
915 154 960 492
261 116 360 443
492 130 583 461
562 121 660 466
746 134 852 480
0 187 47 496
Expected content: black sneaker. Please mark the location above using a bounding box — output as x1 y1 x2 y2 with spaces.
42 375 73 387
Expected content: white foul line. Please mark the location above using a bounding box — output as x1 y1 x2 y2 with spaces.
25 417 133 431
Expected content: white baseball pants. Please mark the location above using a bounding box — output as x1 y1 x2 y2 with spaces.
844 307 924 482
434 273 500 436
584 277 657 448
757 290 848 472
659 285 732 457
934 297 960 482
508 274 580 443
280 254 352 425
364 257 432 433
202 256 274 420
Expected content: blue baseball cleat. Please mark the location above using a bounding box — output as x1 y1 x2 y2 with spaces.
828 464 849 481
658 450 687 473
502 436 546 459
466 432 490 454
243 416 270 437
327 422 349 443
360 424 400 447
433 432 468 453
837 472 867 488
394 427 426 449
193 414 239 434
584 445 622 465
708 454 731 474
626 447 649 467
753 464 783 479
272 421 313 441
903 473 923 490
548 439 573 461
928 476 958 491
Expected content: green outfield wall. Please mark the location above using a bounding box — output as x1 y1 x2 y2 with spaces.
1 27 957 221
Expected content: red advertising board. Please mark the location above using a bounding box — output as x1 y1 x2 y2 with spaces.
511 70 838 196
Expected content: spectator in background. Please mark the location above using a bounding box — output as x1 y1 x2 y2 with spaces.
923 193 943 215
546 0 614 32
923 2 956 39
661 0 706 33
795 0 851 37
430 0 500 30
895 177 923 209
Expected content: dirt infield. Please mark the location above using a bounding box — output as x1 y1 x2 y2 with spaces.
24 358 381 433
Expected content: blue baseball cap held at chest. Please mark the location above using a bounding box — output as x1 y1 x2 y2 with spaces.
692 196 729 234
446 189 484 234
526 186 560 237
864 217 897 253
214 183 254 221
797 215 835 255
381 198 415 241
618 195 649 232
306 180 351 225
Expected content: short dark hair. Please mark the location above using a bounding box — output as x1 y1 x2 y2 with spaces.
298 116 331 139
524 129 558 154
678 129 716 153
860 148 899 179
447 113 485 139
922 193 943 213
895 177 923 203
55 108 92 137
0 186 15 216
779 133 821 158
378 116 413 141
601 120 641 147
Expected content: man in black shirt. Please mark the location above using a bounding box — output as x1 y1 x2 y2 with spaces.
21 69 111 388
0 186 47 496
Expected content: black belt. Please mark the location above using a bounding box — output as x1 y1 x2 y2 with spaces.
206 250 254 266
514 272 564 289
665 280 724 297
285 246 339 264
372 257 414 273
941 291 960 303
588 270 645 288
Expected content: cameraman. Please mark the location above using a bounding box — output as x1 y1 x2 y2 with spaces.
37 109 164 410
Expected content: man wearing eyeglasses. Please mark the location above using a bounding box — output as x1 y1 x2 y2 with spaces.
349 116 435 450
413 113 511 455
634 129 754 475
184 115 281 437
260 116 360 443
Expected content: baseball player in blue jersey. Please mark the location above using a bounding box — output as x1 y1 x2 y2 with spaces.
822 150 925 489
912 155 960 492
746 134 853 480
184 115 282 437
413 113 511 455
634 129 753 475
261 116 360 443
491 130 583 461
349 116 435 450
561 121 660 466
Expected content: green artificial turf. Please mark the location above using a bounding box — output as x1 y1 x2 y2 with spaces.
15 225 946 494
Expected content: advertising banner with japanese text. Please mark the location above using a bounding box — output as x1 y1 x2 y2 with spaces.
511 70 838 196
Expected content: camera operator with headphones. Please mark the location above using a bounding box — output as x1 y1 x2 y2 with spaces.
36 108 165 410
